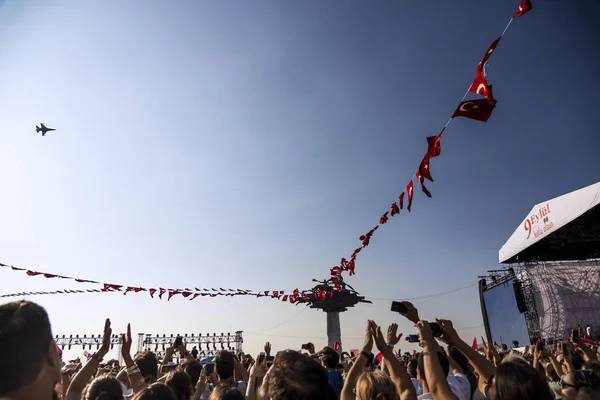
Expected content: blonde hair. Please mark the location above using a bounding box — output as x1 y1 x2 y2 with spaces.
355 371 400 400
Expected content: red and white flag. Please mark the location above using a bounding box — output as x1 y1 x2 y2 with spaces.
426 131 442 158
406 181 414 212
472 338 478 351
469 71 496 105
513 0 532 18
477 37 501 78
452 99 495 122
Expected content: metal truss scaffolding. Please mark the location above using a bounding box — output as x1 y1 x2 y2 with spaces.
136 331 243 355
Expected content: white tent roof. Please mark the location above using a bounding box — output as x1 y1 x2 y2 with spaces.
499 181 600 263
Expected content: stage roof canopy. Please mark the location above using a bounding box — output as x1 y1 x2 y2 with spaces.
499 181 600 263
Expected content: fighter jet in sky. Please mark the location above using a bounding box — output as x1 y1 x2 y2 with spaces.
36 123 55 136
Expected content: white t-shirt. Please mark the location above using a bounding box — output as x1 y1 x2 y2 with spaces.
415 372 471 400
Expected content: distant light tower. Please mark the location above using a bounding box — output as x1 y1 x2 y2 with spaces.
297 278 371 352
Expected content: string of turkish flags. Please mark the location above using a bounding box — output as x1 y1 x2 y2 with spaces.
0 1 533 304
326 0 532 290
0 262 325 303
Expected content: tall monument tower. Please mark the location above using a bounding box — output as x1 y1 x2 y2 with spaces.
297 278 371 351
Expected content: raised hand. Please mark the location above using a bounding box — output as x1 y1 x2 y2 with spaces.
400 301 420 324
98 318 112 357
386 323 403 347
416 320 434 344
264 341 272 356
369 321 388 352
249 354 268 379
436 318 459 345
362 320 374 354
121 323 132 359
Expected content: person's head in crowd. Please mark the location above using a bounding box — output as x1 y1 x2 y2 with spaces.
500 353 529 365
214 350 235 382
184 360 203 386
132 383 177 400
584 361 600 378
258 350 337 400
0 300 61 400
416 350 449 391
85 376 123 400
355 371 400 400
561 370 600 400
576 387 600 400
320 346 339 370
488 361 554 400
406 357 418 378
164 370 192 400
134 351 159 384
209 384 245 400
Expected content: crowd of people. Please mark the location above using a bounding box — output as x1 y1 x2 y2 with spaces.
1 299 599 400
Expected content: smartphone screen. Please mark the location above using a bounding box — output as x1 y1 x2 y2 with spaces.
266 356 274 367
204 363 215 375
391 301 408 314
429 322 443 338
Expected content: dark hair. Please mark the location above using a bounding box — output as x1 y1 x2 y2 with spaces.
214 350 235 380
575 387 600 400
165 370 192 400
321 347 340 369
184 361 203 386
208 384 245 400
494 361 553 400
132 383 177 400
258 350 337 400
134 351 158 383
417 351 450 381
448 346 469 373
406 358 418 377
85 376 123 400
585 360 600 378
0 300 54 394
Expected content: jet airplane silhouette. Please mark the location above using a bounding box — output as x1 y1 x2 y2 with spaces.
36 123 55 136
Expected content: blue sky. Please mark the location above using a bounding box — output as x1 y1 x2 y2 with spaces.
0 0 598 360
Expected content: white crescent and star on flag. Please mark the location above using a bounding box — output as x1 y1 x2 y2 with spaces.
459 102 480 112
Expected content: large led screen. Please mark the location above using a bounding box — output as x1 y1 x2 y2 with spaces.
482 279 530 346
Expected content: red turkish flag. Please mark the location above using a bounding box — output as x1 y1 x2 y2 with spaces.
452 99 495 122
472 338 478 351
399 192 405 209
159 288 166 299
419 156 433 182
416 172 432 198
426 131 442 158
149 288 157 298
406 181 414 212
390 203 400 216
26 270 42 276
168 290 180 301
379 211 389 224
469 71 496 105
477 37 501 78
513 0 532 18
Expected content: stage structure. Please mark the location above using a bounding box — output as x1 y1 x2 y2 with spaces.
136 332 243 355
54 333 124 363
484 181 600 344
296 278 371 352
